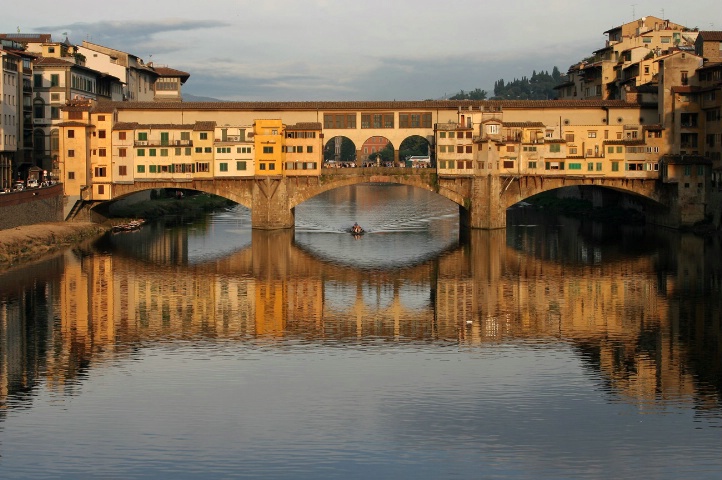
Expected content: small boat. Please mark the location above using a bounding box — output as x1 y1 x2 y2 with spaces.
349 224 364 235
112 219 146 233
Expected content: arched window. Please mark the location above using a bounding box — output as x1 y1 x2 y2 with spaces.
34 129 45 156
50 129 59 154
33 98 45 119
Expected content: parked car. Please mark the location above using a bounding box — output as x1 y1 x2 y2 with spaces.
13 181 24 191
27 179 39 188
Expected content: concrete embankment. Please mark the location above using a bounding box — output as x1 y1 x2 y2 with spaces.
0 222 109 268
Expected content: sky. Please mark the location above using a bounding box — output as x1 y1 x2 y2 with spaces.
2 0 720 101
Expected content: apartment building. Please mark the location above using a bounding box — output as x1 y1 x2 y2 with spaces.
254 119 285 174
556 16 694 101
0 46 20 189
284 123 322 176
214 125 255 178
77 41 157 102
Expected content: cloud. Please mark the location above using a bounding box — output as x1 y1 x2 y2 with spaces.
36 19 229 53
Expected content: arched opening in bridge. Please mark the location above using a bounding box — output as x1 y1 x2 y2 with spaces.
506 185 668 227
323 136 357 165
359 136 394 166
399 135 433 167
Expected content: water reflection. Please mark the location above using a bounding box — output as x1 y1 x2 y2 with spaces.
1 216 720 417
0 186 720 478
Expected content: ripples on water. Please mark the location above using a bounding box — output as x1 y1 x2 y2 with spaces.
0 185 720 479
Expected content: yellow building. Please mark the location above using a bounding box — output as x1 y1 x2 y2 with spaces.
213 125 255 177
57 99 94 198
253 119 285 174
284 122 322 176
193 121 216 179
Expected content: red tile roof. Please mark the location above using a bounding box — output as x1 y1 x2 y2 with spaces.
98 99 642 112
193 121 216 131
698 31 722 42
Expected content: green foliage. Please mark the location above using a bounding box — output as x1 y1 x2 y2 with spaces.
491 68 562 100
399 135 429 160
449 88 488 100
324 137 356 162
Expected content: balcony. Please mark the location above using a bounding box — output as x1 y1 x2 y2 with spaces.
217 135 244 143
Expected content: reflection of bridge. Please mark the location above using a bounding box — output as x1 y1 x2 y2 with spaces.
107 168 669 229
2 227 719 413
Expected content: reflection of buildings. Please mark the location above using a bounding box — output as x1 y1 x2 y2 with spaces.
0 228 720 414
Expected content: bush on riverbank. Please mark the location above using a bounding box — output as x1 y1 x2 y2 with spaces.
109 190 236 221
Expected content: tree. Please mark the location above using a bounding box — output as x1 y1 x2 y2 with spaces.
449 88 487 100
324 137 356 162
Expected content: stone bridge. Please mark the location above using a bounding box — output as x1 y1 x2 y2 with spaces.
100 167 674 229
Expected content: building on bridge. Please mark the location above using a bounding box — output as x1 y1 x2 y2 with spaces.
54 95 716 229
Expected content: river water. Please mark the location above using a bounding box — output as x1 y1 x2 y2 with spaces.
0 184 720 479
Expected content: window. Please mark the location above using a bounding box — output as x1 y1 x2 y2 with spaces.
259 163 266 171
160 149 168 157
196 162 210 172
307 146 313 153
33 74 42 88
149 149 156 157
119 166 127 176
98 130 106 139
94 166 107 177
137 149 145 156
119 131 127 140
487 124 499 134
138 132 148 141
237 161 247 171
67 149 75 157
612 162 619 172
51 74 59 87
263 146 273 154
588 131 596 138
68 172 75 180
269 163 275 170
98 148 106 157
149 165 157 173
549 143 561 153
219 163 228 172
204 147 212 153
67 130 74 138
50 107 60 119
137 165 145 173
199 132 208 140
195 147 202 153
97 185 104 195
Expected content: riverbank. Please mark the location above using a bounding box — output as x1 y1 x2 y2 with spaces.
0 222 110 268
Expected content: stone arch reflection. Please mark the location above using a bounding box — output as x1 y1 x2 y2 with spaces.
0 228 720 415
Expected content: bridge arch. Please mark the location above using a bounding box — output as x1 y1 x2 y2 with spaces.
288 171 467 212
399 135 433 164
323 136 357 163
499 175 668 210
359 136 394 166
